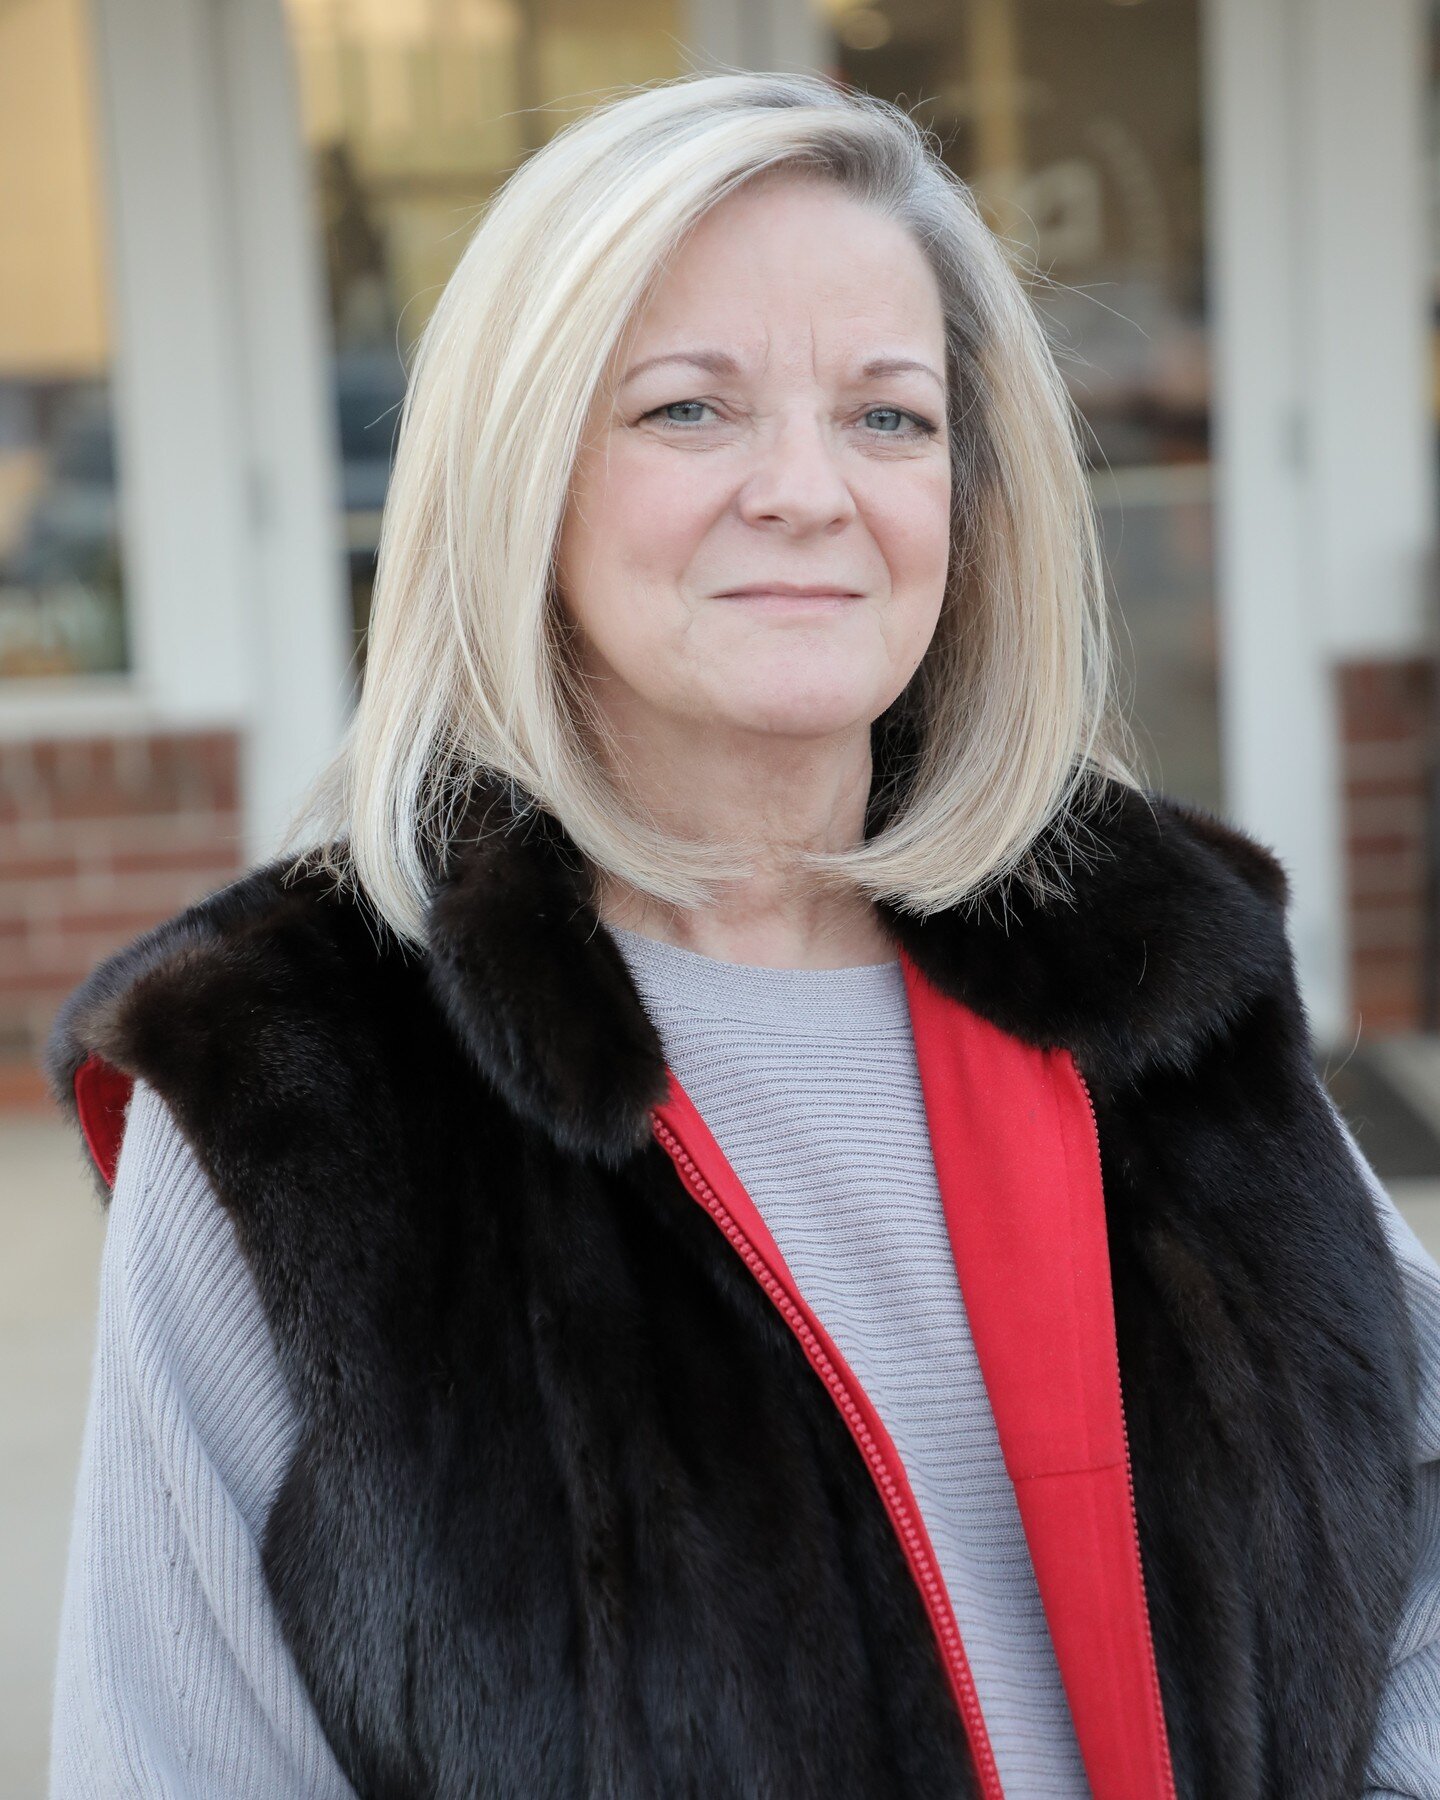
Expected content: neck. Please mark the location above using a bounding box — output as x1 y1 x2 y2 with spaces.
588 717 886 969
594 879 899 970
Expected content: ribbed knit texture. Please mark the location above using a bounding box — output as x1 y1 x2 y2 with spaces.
48 933 1440 1797
49 1074 353 1798
610 926 1091 1794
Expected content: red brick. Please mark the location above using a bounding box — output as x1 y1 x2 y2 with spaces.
1347 832 1423 859
0 964 85 995
0 852 79 882
1350 907 1424 952
51 907 182 937
1337 653 1436 1041
1347 851 1427 897
1353 1001 1422 1033
1344 742 1427 783
108 845 242 878
1345 775 1428 806
0 1059 53 1112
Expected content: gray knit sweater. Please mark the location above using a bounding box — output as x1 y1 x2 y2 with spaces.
49 933 1440 1796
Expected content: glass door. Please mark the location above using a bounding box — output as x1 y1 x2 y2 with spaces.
0 0 128 680
826 0 1218 807
284 0 685 659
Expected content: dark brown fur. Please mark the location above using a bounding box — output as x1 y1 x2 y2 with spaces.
45 758 1419 1798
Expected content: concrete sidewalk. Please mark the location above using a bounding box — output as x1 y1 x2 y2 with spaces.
2 1116 105 1799
5 1096 1440 1797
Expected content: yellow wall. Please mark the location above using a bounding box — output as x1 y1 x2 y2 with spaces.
0 0 110 379
286 0 679 344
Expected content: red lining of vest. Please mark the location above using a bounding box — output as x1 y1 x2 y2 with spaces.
900 946 1176 1798
73 1050 134 1189
654 948 1177 1800
72 955 1178 1797
650 1085 1005 1797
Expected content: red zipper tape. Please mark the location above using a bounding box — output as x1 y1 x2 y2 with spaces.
650 1105 1005 1800
898 944 1178 1799
1072 1065 1178 1800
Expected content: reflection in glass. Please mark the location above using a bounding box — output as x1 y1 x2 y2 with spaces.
0 0 127 679
827 0 1220 808
286 0 682 659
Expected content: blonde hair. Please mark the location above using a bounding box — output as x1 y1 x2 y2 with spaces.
282 69 1136 947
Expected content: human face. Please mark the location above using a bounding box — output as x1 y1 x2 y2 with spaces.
555 176 951 767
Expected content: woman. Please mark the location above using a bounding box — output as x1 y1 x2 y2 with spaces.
43 71 1440 1800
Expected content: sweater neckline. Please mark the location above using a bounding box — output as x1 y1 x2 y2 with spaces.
605 923 908 1034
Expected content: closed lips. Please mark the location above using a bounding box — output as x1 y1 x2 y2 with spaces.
718 584 862 597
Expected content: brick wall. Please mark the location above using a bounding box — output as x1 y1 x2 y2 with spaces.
1339 658 1438 1034
4 696 1433 1104
0 730 244 1111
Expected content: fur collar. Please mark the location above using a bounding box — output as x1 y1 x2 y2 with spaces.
421 766 1295 1168
46 760 1297 1179
41 754 1418 1800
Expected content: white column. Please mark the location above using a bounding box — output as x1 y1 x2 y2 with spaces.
90 0 256 724
1201 0 1433 1045
1301 0 1434 666
213 0 353 862
88 0 351 863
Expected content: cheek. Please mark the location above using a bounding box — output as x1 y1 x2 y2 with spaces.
869 465 952 634
889 464 952 576
557 445 716 686
563 442 711 600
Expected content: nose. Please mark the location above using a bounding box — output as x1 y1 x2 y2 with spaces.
735 411 858 535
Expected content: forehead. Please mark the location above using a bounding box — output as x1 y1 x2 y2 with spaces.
614 178 947 372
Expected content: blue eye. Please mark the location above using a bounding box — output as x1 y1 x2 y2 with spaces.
864 407 937 437
640 400 939 436
646 401 715 426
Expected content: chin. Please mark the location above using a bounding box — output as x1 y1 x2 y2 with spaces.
713 698 878 739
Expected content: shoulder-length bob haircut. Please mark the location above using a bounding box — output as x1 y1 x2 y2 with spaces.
285 68 1136 948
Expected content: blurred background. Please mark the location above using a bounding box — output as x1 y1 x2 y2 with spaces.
4 0 1440 1788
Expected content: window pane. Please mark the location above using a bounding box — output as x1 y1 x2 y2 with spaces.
286 0 684 659
829 0 1219 808
0 0 128 679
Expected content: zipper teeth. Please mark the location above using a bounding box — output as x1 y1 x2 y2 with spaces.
651 1114 1004 1800
1072 1069 1178 1800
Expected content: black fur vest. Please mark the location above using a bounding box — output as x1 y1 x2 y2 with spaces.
45 770 1419 1799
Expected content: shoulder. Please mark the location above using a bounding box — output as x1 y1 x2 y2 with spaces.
43 853 416 1199
102 1075 301 1531
893 775 1300 1090
45 854 378 1095
1038 777 1294 982
1328 1089 1440 1289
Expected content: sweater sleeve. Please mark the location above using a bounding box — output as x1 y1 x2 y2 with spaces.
1323 1102 1440 1800
48 1078 356 1799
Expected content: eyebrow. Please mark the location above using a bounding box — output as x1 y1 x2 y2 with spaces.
618 349 946 396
